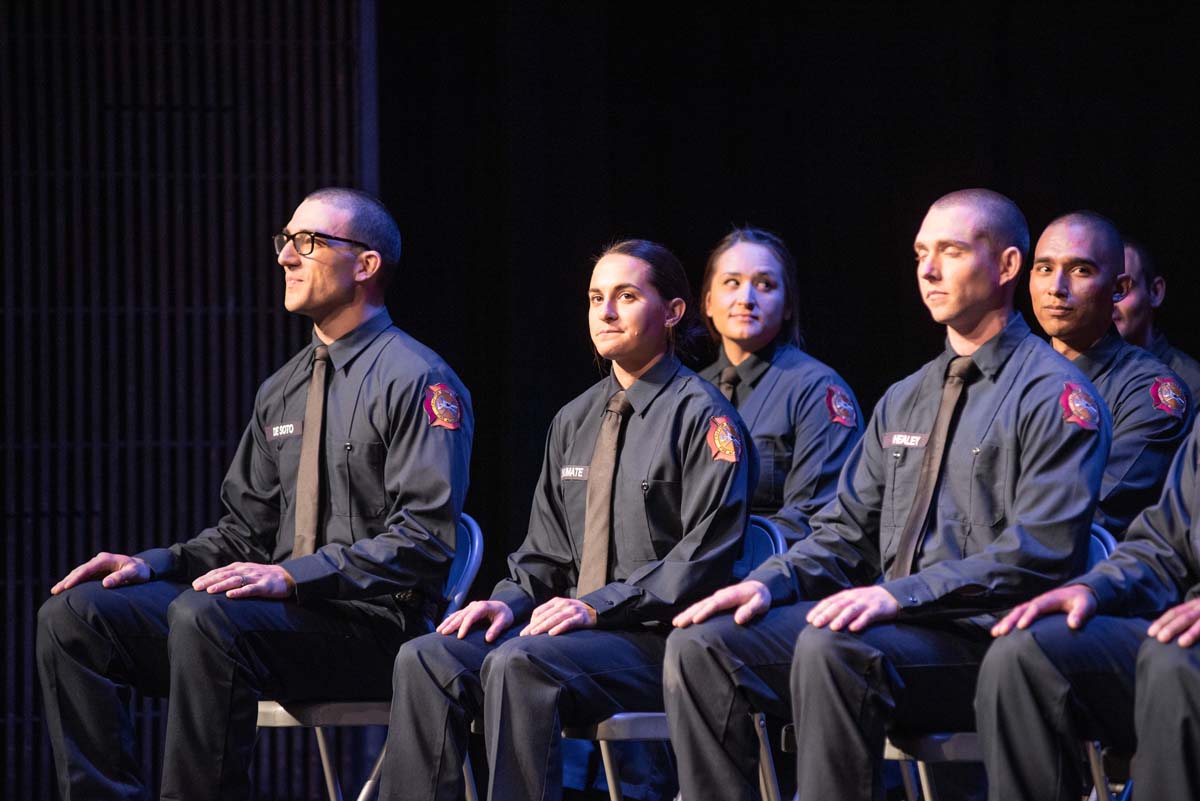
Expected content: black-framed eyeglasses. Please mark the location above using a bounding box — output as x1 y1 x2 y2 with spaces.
273 230 373 256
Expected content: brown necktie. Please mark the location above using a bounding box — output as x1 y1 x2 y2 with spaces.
577 389 634 596
293 344 330 558
888 356 979 580
719 365 741 405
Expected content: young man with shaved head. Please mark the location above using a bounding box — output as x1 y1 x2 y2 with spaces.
1114 237 1200 398
1028 212 1192 538
663 189 1111 801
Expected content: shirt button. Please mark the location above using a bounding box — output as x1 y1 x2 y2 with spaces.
345 443 353 451
971 447 981 455
907 595 917 604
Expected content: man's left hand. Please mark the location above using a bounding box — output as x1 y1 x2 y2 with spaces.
806 586 900 631
193 562 296 599
1148 598 1200 647
520 597 597 636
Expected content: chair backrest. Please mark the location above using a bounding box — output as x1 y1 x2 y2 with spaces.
444 513 484 617
732 515 787 581
1087 523 1117 570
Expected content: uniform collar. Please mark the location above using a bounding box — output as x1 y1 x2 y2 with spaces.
1148 329 1171 360
610 352 682 416
1070 325 1125 383
310 309 394 372
941 311 1030 382
713 342 777 387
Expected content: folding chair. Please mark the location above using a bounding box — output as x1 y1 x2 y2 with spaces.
775 523 1124 801
255 512 485 801
557 515 789 801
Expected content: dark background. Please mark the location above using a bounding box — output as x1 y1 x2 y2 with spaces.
3 2 1195 798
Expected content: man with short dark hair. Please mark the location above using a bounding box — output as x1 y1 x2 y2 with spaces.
1113 237 1200 398
37 188 474 801
1029 212 1192 538
663 189 1111 801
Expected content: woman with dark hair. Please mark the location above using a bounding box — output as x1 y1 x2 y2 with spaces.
699 227 863 541
378 239 755 801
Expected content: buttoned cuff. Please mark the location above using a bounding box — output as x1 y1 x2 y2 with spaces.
879 575 932 611
577 584 638 626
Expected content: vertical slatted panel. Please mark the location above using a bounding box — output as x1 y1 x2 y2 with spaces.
1 1 370 798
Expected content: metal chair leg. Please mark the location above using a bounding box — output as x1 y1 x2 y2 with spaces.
916 760 939 801
598 740 626 801
463 752 480 801
1085 741 1114 801
752 713 782 801
898 759 920 801
354 743 386 801
313 726 345 801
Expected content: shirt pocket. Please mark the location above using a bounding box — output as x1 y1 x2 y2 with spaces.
752 437 788 510
937 440 1007 528
276 436 302 510
332 440 388 519
967 442 1007 527
619 478 680 569
881 445 922 558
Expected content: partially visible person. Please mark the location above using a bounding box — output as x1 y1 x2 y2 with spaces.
699 227 863 542
37 188 474 801
378 239 755 801
979 418 1200 801
1030 212 1192 538
1113 237 1200 398
663 189 1110 801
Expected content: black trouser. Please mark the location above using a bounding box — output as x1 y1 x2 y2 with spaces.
36 580 419 801
976 614 1200 801
664 601 992 801
379 625 669 801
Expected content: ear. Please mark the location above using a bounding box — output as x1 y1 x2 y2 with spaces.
664 298 686 328
997 245 1022 286
702 289 713 319
1149 275 1167 309
354 250 383 284
1113 272 1133 303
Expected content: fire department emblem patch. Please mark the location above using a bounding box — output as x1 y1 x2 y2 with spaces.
826 385 857 428
706 416 741 463
1151 376 1187 418
423 383 462 430
1059 382 1099 431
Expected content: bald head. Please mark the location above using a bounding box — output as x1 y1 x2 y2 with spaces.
1041 211 1124 280
1030 209 1129 360
930 188 1030 267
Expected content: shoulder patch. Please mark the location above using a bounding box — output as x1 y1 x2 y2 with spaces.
1059 382 1099 430
706 416 741 463
1150 376 1187 418
423 383 462 430
825 385 857 428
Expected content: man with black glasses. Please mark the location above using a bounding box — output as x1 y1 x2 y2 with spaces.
37 188 474 801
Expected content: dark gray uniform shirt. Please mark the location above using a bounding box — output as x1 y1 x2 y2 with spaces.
1076 420 1200 614
1075 327 1192 538
700 343 862 541
1150 330 1200 403
491 353 757 626
748 313 1111 624
137 310 474 606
